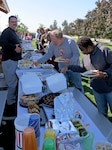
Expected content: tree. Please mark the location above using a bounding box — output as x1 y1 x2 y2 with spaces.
50 20 58 30
38 24 45 29
16 15 28 33
62 20 69 35
68 22 75 35
70 0 112 39
74 19 84 36
17 23 28 33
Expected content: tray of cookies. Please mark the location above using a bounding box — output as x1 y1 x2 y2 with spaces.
19 93 40 107
39 93 60 107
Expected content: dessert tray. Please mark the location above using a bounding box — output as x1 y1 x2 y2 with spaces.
19 94 39 107
18 59 41 69
39 93 60 107
18 59 32 69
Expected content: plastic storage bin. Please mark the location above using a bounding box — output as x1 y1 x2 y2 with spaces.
20 72 43 94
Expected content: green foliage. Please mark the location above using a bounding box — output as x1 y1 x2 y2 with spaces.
73 0 112 39
32 39 36 49
50 20 58 30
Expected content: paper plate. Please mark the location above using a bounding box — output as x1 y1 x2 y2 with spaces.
54 59 65 62
54 57 65 62
81 70 99 77
41 64 54 69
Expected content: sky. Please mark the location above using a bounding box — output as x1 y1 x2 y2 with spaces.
0 0 97 32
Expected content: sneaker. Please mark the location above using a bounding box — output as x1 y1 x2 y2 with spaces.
2 103 17 120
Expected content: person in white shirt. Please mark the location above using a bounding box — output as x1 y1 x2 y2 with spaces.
35 28 41 50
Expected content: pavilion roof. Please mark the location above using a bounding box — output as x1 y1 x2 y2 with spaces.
0 0 10 14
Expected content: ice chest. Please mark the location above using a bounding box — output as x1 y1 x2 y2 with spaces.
46 73 67 93
20 72 43 94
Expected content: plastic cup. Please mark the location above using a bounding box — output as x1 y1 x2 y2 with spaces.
44 129 56 140
14 113 40 149
43 138 56 150
81 132 94 150
22 127 38 150
28 114 40 147
14 114 31 149
28 114 40 137
32 59 37 67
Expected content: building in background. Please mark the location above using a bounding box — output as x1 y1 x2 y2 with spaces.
0 0 10 14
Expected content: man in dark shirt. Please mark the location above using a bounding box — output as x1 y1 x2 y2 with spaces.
61 36 112 118
0 16 22 118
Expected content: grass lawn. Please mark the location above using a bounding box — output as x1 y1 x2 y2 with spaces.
31 38 112 120
32 39 36 49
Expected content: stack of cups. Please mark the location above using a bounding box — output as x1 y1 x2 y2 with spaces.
43 128 56 150
28 114 40 148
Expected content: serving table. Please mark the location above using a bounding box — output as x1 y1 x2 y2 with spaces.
16 68 112 150
0 74 7 125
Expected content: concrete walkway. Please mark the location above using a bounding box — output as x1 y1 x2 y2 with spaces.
92 38 112 45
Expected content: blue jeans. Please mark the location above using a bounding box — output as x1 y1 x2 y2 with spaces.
92 89 112 117
2 59 18 105
65 70 84 93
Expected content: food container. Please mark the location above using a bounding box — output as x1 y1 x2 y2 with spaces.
56 132 81 150
95 141 112 150
18 59 32 69
71 120 89 138
54 92 76 121
22 127 38 150
20 72 43 94
45 119 78 135
19 94 40 107
46 73 67 93
14 113 40 149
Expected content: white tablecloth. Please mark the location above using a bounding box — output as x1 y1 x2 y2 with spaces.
16 86 109 150
15 67 111 150
42 97 108 150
